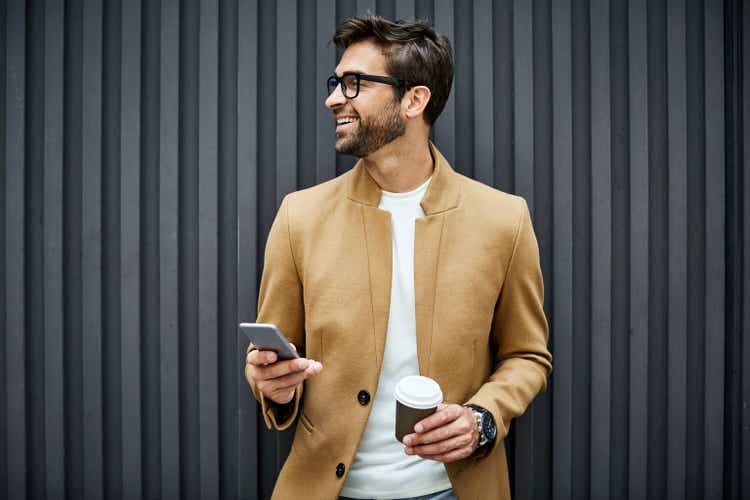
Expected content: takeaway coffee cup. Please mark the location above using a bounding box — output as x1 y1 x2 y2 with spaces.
394 375 443 443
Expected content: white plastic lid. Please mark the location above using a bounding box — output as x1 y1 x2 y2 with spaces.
393 375 443 409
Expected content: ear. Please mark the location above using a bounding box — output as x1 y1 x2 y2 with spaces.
403 85 432 120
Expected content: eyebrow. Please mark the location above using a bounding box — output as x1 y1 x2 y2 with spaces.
332 69 369 77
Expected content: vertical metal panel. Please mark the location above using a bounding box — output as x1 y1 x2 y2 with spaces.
703 1 725 498
237 1 259 499
276 0 297 205
628 1 650 498
316 0 336 183
550 2 573 499
666 1 688 499
432 0 455 167
4 1 27 498
0 2 745 499
159 1 181 498
589 1 611 499
743 6 750 499
43 2 66 497
0 0 7 495
472 0 493 187
743 7 750 500
513 0 534 207
81 0 104 498
218 1 240 499
198 1 221 498
119 1 142 498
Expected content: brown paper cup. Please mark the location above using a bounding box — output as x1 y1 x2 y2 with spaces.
394 375 443 443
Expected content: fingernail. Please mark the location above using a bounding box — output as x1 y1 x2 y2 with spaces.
297 359 309 370
415 424 423 433
403 436 412 445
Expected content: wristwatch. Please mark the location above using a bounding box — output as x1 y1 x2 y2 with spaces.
464 404 497 449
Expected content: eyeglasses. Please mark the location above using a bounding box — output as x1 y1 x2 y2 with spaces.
326 73 414 99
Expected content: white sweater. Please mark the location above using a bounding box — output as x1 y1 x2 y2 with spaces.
339 176 452 499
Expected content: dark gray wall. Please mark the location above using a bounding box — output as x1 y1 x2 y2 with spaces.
1 0 747 499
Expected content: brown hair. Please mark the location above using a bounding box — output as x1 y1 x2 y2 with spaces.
332 15 454 126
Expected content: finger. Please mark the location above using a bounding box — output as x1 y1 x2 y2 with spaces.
259 369 309 394
413 404 463 433
403 417 468 446
247 349 277 366
406 432 473 457
255 357 310 381
418 445 475 464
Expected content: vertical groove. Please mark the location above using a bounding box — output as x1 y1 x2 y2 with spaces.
452 0 472 177
628 0 650 498
141 0 162 498
703 1 725 498
0 0 7 489
81 1 104 498
551 2 573 499
472 0 493 186
159 0 180 497
236 1 259 498
102 0 123 497
742 6 750 499
198 1 220 498
42 0 65 498
646 2 669 498
589 0 612 498
667 2 688 498
316 0 336 183
491 0 512 191
5 0 27 498
120 1 142 497
513 0 534 207
63 0 83 498
356 0 376 16
26 1 46 498
179 1 200 498
218 0 239 498
609 0 629 496
571 0 592 496
433 0 455 167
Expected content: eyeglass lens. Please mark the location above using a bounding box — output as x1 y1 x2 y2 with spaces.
327 74 359 98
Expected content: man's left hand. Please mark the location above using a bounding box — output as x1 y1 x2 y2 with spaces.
402 403 480 463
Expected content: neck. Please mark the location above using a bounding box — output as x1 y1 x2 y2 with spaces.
361 136 434 193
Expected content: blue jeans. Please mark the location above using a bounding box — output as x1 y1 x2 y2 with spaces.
339 488 458 500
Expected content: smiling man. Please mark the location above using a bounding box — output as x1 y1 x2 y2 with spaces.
245 15 552 500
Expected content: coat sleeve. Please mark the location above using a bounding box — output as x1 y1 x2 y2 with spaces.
245 194 306 431
465 198 553 457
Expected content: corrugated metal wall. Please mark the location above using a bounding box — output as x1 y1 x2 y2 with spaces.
1 0 747 499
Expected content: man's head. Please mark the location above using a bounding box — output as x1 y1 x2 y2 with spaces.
325 16 454 157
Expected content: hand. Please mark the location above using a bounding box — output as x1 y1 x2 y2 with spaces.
402 403 480 463
246 344 323 405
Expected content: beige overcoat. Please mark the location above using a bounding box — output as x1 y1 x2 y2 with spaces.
246 142 553 500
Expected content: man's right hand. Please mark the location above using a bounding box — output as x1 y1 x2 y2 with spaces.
246 345 323 405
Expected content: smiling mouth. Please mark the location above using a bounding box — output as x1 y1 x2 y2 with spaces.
335 116 359 129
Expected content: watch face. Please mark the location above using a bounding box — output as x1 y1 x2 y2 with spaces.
482 413 497 440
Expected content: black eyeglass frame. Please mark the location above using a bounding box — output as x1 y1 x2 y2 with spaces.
326 72 416 99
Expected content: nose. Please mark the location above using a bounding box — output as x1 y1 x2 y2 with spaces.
325 82 347 109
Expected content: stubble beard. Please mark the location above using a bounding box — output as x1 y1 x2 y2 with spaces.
335 100 406 158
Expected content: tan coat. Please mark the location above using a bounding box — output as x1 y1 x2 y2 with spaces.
246 142 552 500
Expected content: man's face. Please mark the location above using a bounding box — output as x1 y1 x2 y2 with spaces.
325 40 407 157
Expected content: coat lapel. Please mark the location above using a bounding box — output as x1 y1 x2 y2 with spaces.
346 142 462 378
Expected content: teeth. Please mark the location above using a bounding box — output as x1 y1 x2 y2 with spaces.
337 117 358 125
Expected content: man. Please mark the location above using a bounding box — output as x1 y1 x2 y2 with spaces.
246 15 552 500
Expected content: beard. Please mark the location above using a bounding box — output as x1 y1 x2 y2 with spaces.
335 99 406 158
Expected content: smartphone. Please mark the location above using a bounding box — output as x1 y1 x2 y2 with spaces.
239 323 299 361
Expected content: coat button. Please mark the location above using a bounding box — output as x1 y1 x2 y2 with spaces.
357 390 370 405
336 463 345 478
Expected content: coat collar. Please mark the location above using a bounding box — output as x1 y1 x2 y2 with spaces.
345 141 462 215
